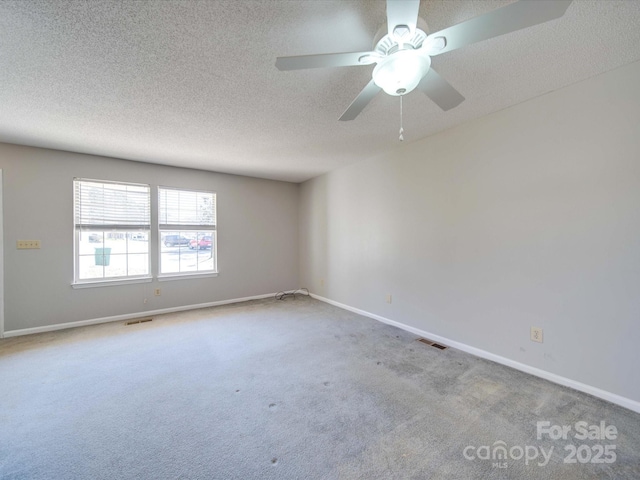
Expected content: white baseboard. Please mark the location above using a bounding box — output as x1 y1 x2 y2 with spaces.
3 293 276 338
311 293 640 415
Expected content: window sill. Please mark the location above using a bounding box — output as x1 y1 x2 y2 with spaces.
72 277 153 289
158 272 219 282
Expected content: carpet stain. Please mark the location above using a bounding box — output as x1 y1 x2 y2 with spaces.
387 361 424 377
469 378 505 400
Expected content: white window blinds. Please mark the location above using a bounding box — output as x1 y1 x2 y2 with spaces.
158 187 216 230
74 179 150 230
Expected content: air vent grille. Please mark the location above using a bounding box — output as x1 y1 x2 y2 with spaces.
417 338 448 350
125 318 153 326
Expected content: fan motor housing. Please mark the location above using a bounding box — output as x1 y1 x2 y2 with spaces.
374 28 427 57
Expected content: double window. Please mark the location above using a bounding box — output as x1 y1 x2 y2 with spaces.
73 179 216 284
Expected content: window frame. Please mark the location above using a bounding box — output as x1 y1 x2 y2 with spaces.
157 186 217 278
72 178 152 286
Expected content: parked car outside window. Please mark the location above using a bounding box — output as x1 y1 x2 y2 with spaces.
164 235 190 247
189 236 212 250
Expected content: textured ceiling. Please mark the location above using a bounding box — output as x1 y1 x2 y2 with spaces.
1 0 640 183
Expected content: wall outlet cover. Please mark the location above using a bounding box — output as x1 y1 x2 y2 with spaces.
17 240 41 249
531 326 543 343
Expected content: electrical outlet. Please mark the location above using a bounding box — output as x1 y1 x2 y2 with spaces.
531 326 543 343
17 240 41 249
154 288 161 296
143 298 148 304
386 294 392 304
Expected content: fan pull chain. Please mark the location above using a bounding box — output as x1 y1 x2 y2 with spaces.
399 95 404 142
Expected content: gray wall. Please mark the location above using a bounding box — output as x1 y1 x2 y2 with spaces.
0 143 299 332
299 60 640 403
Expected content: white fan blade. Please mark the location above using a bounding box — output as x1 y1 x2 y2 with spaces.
339 79 381 121
426 0 572 56
276 51 375 71
386 0 420 38
417 69 465 111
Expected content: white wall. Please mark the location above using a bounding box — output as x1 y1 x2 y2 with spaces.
299 60 640 404
0 143 299 332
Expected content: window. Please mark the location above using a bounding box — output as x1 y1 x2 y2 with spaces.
74 179 151 283
158 187 216 276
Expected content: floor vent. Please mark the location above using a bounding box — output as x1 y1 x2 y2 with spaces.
417 338 448 350
125 318 153 326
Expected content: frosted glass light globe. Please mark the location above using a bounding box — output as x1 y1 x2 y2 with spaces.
372 50 431 96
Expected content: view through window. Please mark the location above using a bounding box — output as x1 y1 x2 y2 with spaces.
74 179 151 282
158 187 216 275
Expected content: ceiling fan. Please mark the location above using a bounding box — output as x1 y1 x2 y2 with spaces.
276 0 572 121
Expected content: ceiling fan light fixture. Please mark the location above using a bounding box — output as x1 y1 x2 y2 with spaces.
276 0 573 120
372 50 431 96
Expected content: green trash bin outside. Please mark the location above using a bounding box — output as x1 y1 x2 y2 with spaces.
95 247 111 266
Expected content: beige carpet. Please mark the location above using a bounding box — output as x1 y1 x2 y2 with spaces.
1 296 639 479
